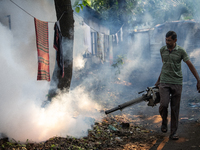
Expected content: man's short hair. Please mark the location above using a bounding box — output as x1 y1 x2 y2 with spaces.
166 31 177 40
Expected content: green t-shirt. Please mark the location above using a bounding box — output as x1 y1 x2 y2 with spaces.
160 44 190 85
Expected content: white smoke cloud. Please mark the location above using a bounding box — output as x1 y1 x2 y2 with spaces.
0 0 102 142
190 48 200 64
73 17 87 71
0 21 102 142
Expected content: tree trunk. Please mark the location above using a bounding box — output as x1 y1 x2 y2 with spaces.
48 0 74 99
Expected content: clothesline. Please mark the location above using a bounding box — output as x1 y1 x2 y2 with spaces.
9 0 123 36
9 0 65 23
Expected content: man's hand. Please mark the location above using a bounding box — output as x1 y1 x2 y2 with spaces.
186 60 200 93
155 73 161 87
155 81 160 87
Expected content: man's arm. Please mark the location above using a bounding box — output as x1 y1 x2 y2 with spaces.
185 60 200 92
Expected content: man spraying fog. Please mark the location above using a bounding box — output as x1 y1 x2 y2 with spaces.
155 31 200 140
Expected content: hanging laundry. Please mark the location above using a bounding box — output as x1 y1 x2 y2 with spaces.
84 23 92 54
115 33 119 44
54 21 64 78
109 35 113 65
97 32 104 61
91 32 96 55
112 34 115 42
105 35 109 51
120 27 123 42
34 18 50 81
104 35 109 58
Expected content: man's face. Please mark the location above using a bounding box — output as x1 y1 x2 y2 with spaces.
166 36 177 49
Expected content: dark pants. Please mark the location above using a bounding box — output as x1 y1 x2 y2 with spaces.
159 83 182 135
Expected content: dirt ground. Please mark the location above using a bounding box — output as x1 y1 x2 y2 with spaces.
150 120 200 150
134 105 200 150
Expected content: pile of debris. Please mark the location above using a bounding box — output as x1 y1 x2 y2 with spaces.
0 115 161 150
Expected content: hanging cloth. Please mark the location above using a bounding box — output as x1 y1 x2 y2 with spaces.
109 35 113 65
116 33 119 44
104 35 109 58
97 33 104 61
120 27 123 42
104 35 109 52
53 21 64 78
34 18 50 81
84 23 92 54
112 34 115 42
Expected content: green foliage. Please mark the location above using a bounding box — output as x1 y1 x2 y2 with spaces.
72 0 199 28
21 144 26 147
131 0 199 25
90 0 137 25
73 0 90 13
89 0 199 30
51 144 56 150
6 142 14 146
72 145 83 150
181 0 200 19
182 14 193 20
1 144 4 148
112 55 126 74
75 7 80 13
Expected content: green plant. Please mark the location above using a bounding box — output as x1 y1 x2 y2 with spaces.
1 144 4 148
112 55 126 74
6 142 14 146
51 144 56 150
73 0 89 13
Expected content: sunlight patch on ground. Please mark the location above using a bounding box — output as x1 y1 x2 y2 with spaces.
175 137 189 143
146 115 162 124
123 142 155 150
157 137 169 150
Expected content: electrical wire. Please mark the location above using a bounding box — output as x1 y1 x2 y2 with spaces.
10 0 57 23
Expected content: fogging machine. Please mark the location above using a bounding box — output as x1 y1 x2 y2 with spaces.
105 86 160 115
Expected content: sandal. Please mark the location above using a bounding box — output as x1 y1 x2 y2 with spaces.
161 124 167 133
169 134 179 140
